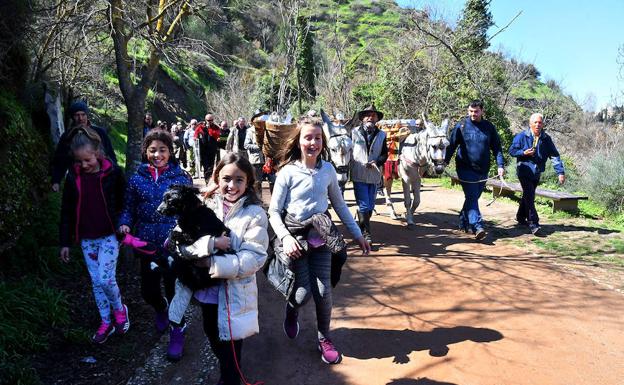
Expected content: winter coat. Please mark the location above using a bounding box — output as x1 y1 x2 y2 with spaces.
509 128 565 181
118 162 192 246
445 117 505 175
187 195 269 341
51 124 117 185
351 125 388 184
244 125 265 165
59 158 125 247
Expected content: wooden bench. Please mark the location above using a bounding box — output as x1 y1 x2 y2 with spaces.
449 175 588 213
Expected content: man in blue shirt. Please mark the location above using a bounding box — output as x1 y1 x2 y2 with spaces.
445 100 505 240
509 113 565 235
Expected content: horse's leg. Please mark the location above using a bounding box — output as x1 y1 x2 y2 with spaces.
411 174 421 217
402 177 414 227
384 177 398 219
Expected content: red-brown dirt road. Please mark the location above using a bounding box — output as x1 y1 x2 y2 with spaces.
146 182 623 385
239 182 624 385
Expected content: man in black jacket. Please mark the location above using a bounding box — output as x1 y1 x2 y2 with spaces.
51 101 117 192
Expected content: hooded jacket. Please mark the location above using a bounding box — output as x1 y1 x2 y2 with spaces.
118 162 192 246
176 194 269 341
59 158 125 247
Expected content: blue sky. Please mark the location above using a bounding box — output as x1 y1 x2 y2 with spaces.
396 0 624 110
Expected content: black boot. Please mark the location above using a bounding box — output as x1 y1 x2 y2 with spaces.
357 211 368 240
364 211 372 244
357 211 372 244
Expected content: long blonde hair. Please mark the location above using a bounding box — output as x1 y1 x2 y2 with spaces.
277 116 329 170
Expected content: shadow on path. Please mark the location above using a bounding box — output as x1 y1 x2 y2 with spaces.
387 379 458 385
334 326 503 363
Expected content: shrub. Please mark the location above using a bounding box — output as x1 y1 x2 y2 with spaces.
0 90 50 254
581 148 624 213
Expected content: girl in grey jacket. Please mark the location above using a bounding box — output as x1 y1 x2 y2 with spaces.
269 116 370 365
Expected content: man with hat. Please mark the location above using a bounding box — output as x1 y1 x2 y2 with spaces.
350 104 388 244
245 110 268 197
50 100 117 192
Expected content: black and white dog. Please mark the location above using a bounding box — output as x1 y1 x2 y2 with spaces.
157 184 229 290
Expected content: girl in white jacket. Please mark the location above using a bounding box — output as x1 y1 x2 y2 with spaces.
172 153 268 385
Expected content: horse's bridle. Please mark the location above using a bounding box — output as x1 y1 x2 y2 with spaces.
333 165 349 174
327 132 351 175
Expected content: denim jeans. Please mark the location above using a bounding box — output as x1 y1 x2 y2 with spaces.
457 167 487 232
353 181 377 213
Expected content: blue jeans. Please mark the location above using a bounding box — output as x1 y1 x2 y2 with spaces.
457 168 487 232
353 182 377 213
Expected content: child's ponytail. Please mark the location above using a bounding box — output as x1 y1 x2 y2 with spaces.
69 127 104 158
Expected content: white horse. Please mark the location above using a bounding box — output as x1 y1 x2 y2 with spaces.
321 110 353 193
399 116 450 228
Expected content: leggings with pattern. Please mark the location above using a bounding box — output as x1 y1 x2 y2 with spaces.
288 245 332 339
80 234 123 323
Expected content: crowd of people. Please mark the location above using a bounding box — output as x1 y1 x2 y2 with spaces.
51 99 565 385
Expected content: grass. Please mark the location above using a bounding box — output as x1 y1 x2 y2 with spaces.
433 174 624 267
0 193 75 384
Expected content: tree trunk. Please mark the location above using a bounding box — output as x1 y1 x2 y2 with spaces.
126 96 146 172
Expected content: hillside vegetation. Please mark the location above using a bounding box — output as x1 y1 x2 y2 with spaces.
1 0 622 382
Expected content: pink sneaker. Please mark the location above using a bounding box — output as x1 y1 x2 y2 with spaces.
113 304 130 335
92 321 115 344
318 337 342 364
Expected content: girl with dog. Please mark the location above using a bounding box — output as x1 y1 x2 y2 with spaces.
118 130 192 344
169 152 268 385
268 116 371 364
59 128 129 344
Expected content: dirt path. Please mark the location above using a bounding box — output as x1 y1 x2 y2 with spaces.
142 182 624 385
243 183 624 385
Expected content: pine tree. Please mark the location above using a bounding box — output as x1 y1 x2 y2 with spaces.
296 15 316 102
456 0 493 54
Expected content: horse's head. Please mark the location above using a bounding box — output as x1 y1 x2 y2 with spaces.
321 109 353 180
327 134 353 168
423 118 450 175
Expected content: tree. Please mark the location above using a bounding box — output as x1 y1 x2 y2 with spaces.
295 15 316 111
275 0 304 115
108 0 194 173
455 0 493 54
29 0 111 117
